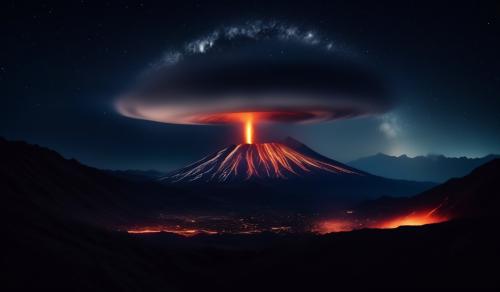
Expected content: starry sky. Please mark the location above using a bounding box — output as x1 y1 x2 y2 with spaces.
1 0 500 171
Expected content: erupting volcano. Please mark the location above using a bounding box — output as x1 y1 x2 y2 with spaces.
116 24 432 197
163 140 360 183
162 143 360 182
162 113 362 183
160 131 433 203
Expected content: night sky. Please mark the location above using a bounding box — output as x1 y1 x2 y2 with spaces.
2 1 499 171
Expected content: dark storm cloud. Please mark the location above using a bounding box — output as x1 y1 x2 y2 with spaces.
116 21 392 125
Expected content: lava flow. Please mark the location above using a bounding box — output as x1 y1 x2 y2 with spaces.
162 113 361 183
164 142 360 183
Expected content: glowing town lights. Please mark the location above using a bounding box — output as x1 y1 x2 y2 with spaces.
245 116 254 144
127 227 218 237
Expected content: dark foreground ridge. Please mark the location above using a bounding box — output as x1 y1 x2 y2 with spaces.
4 217 499 291
355 158 500 221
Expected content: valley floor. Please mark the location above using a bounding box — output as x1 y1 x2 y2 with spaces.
4 218 499 291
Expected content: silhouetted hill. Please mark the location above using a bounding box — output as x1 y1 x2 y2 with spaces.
0 137 193 227
349 153 499 182
105 169 165 182
5 216 499 291
356 159 500 221
208 219 499 291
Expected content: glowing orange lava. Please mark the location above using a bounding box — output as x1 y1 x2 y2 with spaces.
314 219 359 234
188 111 329 143
127 227 218 237
314 208 450 234
245 116 253 144
378 209 448 229
168 141 360 182
202 143 359 181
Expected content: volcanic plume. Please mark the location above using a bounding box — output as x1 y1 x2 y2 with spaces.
114 21 407 194
115 22 392 129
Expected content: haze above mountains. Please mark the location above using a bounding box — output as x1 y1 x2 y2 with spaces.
349 153 499 182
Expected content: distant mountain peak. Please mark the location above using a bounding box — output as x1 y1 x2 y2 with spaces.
349 152 500 182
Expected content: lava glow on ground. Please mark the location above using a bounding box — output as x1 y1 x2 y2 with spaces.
314 209 449 234
126 226 293 236
127 227 218 237
125 209 450 237
377 209 449 229
124 214 298 236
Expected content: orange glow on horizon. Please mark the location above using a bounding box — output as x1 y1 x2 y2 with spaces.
315 208 450 234
378 210 448 229
314 219 359 234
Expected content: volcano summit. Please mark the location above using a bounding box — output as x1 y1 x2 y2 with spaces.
162 138 362 183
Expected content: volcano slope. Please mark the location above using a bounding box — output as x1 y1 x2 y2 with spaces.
160 137 435 212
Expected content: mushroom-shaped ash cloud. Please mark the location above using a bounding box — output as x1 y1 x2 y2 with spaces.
115 22 392 125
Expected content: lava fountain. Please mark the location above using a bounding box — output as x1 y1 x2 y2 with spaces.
245 114 254 144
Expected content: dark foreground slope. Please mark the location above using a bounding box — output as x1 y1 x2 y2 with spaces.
4 218 499 291
355 158 500 221
210 219 499 291
0 137 203 227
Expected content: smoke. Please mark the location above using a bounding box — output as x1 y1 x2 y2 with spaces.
116 21 393 125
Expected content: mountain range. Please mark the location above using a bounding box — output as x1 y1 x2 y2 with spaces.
349 153 499 182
